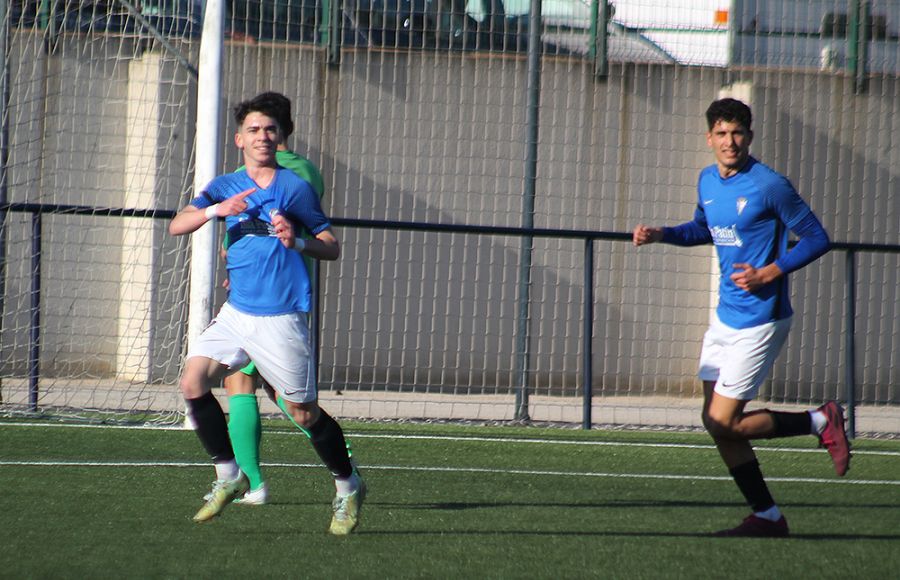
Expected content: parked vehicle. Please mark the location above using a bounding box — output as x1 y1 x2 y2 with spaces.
9 0 678 64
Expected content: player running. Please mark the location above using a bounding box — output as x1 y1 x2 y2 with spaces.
632 97 850 537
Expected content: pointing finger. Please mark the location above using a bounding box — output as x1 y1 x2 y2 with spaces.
233 187 256 200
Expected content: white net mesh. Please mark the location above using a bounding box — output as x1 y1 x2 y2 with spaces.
1 0 898 433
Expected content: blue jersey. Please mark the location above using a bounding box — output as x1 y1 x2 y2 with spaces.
687 158 813 329
191 168 330 315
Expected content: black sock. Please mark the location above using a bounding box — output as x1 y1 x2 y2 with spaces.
186 391 234 463
308 409 353 479
729 459 775 513
770 410 813 438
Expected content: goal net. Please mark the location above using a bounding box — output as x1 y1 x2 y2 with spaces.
1 0 898 434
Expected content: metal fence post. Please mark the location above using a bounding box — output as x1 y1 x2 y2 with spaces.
311 258 321 385
29 211 41 412
845 250 856 439
514 0 544 422
583 238 594 429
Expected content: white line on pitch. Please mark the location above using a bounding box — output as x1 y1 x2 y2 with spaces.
2 420 899 457
0 460 897 486
338 432 900 457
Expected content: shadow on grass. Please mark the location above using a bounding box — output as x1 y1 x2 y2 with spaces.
351 529 900 540
371 499 900 511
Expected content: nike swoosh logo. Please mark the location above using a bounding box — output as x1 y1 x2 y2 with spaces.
703 200 714 205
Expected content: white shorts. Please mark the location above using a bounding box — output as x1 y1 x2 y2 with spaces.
698 314 792 401
187 302 316 403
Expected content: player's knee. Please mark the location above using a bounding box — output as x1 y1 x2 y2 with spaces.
701 410 718 435
702 411 739 439
179 357 220 399
178 374 207 399
284 401 320 428
224 372 255 396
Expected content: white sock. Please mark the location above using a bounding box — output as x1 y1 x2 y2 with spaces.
214 460 240 482
754 505 782 522
809 410 827 434
335 472 360 497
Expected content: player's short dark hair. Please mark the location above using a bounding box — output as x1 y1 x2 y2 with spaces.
232 92 294 138
705 98 752 131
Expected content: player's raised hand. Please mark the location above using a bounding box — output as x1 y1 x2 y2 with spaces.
633 224 662 246
269 211 296 249
170 187 256 236
215 187 256 217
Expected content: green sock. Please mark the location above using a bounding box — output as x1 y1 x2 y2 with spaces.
228 394 264 490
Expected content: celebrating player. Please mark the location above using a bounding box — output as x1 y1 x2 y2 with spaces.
632 97 849 537
220 91 329 507
169 93 365 534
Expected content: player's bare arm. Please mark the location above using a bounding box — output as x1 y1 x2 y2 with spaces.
168 187 256 236
309 228 340 260
731 262 783 292
632 224 664 246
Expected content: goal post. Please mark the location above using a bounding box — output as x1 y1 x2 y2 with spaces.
183 0 225 427
187 0 224 365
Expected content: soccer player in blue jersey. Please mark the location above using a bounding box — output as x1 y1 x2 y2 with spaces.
220 92 329 507
169 94 365 534
632 98 850 537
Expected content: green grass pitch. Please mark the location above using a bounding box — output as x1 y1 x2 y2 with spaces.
1 420 898 579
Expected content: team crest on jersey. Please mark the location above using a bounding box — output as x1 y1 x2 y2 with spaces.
736 197 748 215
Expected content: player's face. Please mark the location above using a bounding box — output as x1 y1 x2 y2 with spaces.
235 112 281 166
707 119 752 177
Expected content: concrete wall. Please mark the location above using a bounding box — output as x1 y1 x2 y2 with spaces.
1 33 194 384
1 37 896 405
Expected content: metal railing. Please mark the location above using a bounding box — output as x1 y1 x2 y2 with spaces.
2 201 898 437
